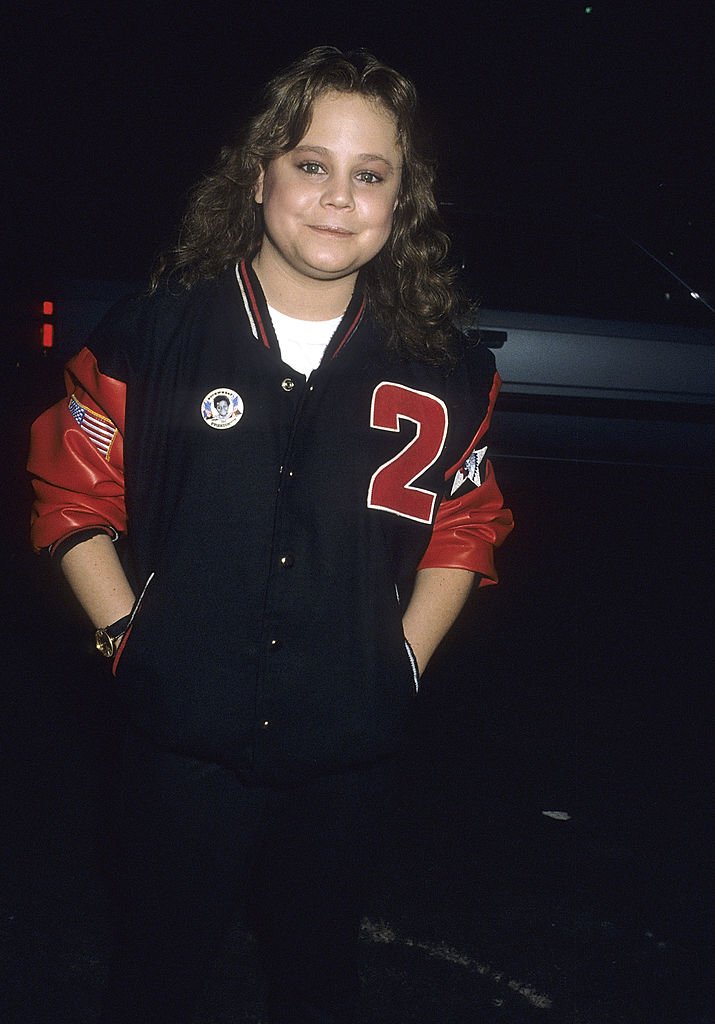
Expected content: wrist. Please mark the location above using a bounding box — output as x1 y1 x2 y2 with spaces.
94 613 132 658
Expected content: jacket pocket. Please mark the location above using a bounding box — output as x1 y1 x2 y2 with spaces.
112 571 155 677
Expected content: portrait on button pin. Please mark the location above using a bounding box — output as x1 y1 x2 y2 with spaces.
201 388 244 429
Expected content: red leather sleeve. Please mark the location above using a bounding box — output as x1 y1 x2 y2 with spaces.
417 372 514 585
28 347 127 554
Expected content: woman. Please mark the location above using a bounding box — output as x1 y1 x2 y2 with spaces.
29 46 513 1024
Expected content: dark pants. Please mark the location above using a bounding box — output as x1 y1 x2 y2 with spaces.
99 731 394 1024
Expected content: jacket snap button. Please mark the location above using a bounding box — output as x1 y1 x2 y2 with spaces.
281 377 295 392
280 553 294 568
261 720 270 729
269 638 280 649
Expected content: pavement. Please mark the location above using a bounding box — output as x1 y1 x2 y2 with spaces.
2 362 712 1022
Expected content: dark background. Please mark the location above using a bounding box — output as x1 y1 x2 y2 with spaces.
5 1 714 323
3 2 714 1021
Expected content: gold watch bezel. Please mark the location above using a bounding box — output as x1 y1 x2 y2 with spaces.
95 627 118 658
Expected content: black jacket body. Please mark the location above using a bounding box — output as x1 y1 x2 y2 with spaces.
29 263 512 777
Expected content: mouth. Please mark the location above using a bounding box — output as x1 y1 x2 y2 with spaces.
307 224 355 236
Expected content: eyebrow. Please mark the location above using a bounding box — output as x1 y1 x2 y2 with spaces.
292 145 397 170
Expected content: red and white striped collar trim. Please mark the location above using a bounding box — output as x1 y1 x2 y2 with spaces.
234 261 366 360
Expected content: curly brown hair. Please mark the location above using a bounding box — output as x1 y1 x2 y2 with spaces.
152 46 462 364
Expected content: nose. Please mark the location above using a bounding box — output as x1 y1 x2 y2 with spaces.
320 172 354 210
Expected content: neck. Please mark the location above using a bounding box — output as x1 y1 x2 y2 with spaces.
251 250 356 321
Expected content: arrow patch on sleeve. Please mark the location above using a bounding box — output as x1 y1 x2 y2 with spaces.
450 445 487 495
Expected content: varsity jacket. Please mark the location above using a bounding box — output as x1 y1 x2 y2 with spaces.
29 262 514 775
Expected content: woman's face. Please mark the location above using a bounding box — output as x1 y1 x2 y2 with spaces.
254 91 402 288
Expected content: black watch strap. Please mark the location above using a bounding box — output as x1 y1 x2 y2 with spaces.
106 613 132 638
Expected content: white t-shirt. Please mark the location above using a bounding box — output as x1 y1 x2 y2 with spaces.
268 304 342 377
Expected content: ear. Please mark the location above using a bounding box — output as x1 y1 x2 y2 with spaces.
254 168 265 205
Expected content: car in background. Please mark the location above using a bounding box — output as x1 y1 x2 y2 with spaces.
443 195 714 468
474 307 714 468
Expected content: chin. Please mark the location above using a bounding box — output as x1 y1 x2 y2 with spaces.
299 244 362 274
302 258 360 280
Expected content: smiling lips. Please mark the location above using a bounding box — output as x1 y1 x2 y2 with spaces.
307 224 355 236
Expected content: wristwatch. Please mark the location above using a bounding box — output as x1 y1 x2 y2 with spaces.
95 613 132 658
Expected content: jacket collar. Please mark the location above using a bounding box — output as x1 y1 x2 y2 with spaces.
234 260 366 364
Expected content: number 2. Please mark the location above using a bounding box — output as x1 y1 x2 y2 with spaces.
367 382 449 523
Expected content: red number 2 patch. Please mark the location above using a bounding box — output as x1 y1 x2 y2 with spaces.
367 382 449 523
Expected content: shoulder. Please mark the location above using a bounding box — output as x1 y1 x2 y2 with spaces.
88 273 226 378
415 329 498 404
453 330 498 383
438 332 500 441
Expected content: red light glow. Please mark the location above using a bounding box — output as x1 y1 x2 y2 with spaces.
42 300 54 316
42 323 54 348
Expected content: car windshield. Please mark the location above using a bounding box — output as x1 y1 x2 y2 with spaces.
442 193 714 329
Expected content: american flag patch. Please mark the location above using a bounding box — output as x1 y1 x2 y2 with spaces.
68 395 117 460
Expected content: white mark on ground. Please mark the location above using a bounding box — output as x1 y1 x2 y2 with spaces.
361 918 553 1010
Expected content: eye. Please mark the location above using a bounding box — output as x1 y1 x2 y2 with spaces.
298 161 325 175
356 170 383 184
